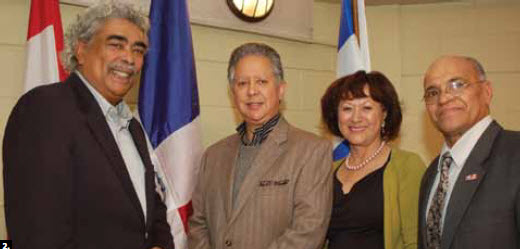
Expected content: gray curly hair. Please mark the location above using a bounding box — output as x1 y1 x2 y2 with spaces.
227 43 285 85
61 1 149 72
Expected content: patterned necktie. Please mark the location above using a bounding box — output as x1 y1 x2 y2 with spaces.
426 152 453 249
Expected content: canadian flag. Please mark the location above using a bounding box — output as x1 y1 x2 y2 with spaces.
24 0 67 92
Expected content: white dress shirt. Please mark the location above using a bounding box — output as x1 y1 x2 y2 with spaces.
77 71 147 221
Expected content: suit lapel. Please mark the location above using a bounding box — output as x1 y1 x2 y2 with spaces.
224 136 240 221
419 157 439 249
228 118 289 225
70 75 145 224
441 121 502 249
129 118 155 230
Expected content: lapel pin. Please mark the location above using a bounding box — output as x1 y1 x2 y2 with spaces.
465 173 478 181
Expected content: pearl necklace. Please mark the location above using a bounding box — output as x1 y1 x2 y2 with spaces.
344 141 386 171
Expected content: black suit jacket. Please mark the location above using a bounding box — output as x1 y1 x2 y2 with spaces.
418 121 520 249
3 73 174 249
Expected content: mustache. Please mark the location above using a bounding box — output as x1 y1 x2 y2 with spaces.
108 62 137 76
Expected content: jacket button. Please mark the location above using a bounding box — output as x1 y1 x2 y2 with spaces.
225 240 232 246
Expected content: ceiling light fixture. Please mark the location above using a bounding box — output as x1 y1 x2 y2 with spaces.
227 0 275 22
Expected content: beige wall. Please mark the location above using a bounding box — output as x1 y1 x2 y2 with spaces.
0 0 519 239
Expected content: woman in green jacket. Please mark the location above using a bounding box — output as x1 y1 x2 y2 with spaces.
321 70 425 249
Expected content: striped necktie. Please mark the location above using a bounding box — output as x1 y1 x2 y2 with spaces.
426 152 453 249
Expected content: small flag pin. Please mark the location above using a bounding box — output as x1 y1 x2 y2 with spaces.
465 173 478 181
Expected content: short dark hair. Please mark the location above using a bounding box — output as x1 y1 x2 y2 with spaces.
320 70 402 141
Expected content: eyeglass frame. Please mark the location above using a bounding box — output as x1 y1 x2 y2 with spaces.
423 78 486 105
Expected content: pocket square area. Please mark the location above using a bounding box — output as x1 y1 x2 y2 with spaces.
274 179 289 185
259 179 290 186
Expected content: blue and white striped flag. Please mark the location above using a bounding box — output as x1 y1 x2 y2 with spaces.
333 0 371 160
138 0 203 247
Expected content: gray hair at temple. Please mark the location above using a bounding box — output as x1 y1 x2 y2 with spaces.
61 1 149 72
227 43 284 85
463 56 487 81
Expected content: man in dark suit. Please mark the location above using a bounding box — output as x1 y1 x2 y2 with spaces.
418 55 520 249
3 2 173 249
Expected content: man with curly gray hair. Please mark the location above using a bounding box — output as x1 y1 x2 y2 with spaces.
3 2 174 249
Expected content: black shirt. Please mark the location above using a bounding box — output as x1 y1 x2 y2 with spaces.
327 155 391 249
235 114 280 146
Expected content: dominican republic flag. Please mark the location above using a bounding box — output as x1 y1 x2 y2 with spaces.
333 0 371 160
138 0 203 248
24 0 67 92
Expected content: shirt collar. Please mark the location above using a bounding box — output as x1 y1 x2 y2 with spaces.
76 71 133 128
440 115 493 170
236 114 281 146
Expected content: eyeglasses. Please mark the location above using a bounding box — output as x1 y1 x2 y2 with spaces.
423 79 482 105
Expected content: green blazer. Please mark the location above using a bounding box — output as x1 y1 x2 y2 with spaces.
332 148 426 249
